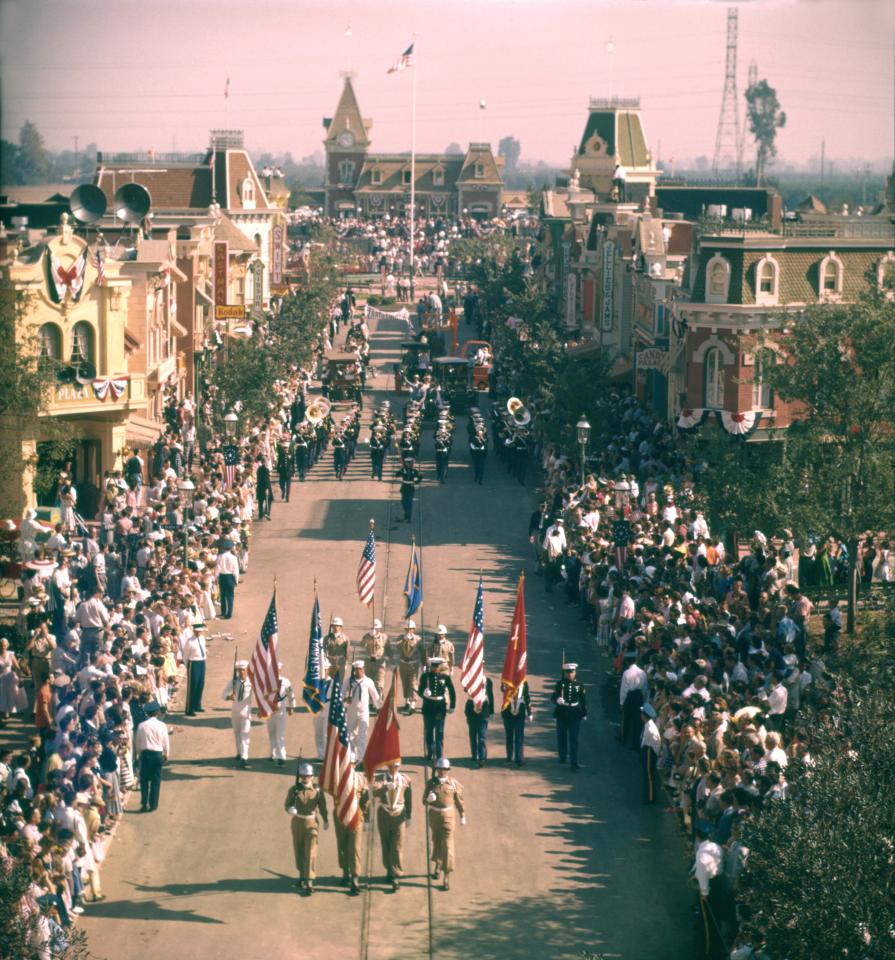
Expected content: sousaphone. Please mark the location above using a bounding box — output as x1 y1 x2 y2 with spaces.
506 396 531 427
305 396 332 426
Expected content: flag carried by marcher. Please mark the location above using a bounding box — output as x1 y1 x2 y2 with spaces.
404 537 423 618
460 576 487 707
320 672 361 830
387 43 414 73
363 672 401 778
356 524 376 607
249 588 281 719
302 591 328 714
500 574 527 710
222 444 239 488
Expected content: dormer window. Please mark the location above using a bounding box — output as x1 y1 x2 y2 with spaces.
402 169 412 185
371 168 382 185
433 168 445 186
241 176 255 209
755 255 779 306
474 162 485 179
818 251 843 301
706 254 731 304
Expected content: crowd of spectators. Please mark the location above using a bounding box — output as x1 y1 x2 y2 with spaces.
0 358 317 955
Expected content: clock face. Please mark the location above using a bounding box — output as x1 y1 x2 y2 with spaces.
337 130 355 148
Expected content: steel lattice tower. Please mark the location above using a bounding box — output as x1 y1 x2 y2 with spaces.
712 8 742 177
739 59 758 177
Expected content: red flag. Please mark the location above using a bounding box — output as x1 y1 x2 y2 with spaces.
500 574 527 710
363 672 401 778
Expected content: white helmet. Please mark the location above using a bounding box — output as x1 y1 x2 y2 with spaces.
332 617 343 627
406 620 416 630
434 757 450 770
436 624 447 635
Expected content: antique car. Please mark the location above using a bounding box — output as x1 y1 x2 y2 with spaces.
322 351 362 402
428 356 473 414
460 339 493 392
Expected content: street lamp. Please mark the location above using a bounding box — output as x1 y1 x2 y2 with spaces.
614 477 631 513
576 414 591 485
177 477 195 563
223 411 239 437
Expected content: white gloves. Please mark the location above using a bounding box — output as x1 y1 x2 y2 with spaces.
423 688 431 698
426 792 436 804
287 806 297 816
323 820 329 831
556 697 566 706
363 821 369 832
460 816 466 826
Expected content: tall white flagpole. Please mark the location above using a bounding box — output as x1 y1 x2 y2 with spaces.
409 35 417 299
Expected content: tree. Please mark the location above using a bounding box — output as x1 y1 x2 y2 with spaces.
498 136 521 176
443 142 463 156
757 288 895 631
745 79 786 185
16 121 51 184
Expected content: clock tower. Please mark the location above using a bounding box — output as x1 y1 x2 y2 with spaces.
322 74 372 217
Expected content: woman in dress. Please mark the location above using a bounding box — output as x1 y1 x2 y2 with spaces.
58 479 78 534
0 637 24 723
878 540 893 583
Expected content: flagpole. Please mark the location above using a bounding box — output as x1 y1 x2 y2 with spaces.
409 33 418 301
369 517 376 629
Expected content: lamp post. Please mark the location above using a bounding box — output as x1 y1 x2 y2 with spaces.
223 411 238 438
576 414 591 486
177 477 195 564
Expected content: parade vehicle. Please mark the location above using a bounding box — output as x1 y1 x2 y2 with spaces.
395 340 431 391
344 324 370 364
322 352 362 403
459 339 493 393
429 356 474 414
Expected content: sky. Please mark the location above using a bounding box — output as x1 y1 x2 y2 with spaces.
1 0 893 171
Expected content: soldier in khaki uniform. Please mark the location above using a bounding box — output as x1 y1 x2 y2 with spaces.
362 618 389 697
423 757 465 890
428 623 455 671
284 762 329 895
372 760 413 891
324 617 350 678
397 619 423 714
334 765 370 894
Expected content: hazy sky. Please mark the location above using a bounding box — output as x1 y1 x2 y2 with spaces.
1 0 892 170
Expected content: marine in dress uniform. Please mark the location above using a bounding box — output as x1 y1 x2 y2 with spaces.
267 664 295 764
640 703 661 804
551 663 587 770
332 431 347 481
464 676 494 767
434 430 451 484
180 624 207 716
501 678 532 766
469 429 487 485
285 762 329 894
334 766 370 894
418 658 456 761
397 621 422 713
398 459 422 523
345 661 382 762
372 761 412 891
427 624 455 671
423 758 465 890
362 620 389 696
223 660 253 767
369 430 386 481
324 618 349 678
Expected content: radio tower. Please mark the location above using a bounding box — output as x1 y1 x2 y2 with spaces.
739 60 758 177
712 8 742 178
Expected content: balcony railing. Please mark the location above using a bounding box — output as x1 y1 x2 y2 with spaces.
51 373 146 410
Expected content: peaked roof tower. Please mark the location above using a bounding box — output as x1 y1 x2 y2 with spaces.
323 75 372 149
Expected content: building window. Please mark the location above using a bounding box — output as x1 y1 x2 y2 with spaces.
241 177 255 207
38 323 62 363
704 347 724 409
433 168 445 186
654 303 667 337
818 252 843 300
339 161 355 186
70 321 94 366
402 169 412 185
706 255 730 304
474 162 485 179
755 255 779 306
371 169 382 185
751 349 773 409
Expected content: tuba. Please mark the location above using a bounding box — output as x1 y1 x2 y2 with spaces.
305 396 332 426
506 396 531 427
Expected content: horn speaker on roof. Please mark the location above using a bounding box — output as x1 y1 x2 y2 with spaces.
69 184 108 224
76 361 98 384
113 183 151 225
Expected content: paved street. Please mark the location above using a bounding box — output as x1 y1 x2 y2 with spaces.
82 308 699 960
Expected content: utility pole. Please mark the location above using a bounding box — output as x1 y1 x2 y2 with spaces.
712 8 742 178
820 138 826 187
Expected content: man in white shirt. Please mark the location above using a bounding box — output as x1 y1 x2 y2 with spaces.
542 518 567 594
75 589 110 662
267 664 295 765
223 660 253 767
180 626 207 717
619 658 649 748
215 546 240 619
640 703 662 804
345 660 382 762
135 701 170 812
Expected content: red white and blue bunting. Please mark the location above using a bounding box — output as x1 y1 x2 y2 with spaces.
91 377 128 402
677 408 709 430
46 247 89 304
678 408 763 436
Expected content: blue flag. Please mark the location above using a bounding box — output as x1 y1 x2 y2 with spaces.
404 539 423 618
302 593 328 714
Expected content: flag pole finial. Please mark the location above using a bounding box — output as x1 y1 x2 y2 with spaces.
369 518 375 530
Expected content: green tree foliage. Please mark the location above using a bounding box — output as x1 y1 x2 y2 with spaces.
16 121 51 184
498 135 521 176
745 79 786 185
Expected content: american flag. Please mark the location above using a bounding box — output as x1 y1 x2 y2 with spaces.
356 526 376 607
461 577 487 707
320 673 361 830
248 590 281 719
223 444 238 488
92 245 105 286
387 43 414 74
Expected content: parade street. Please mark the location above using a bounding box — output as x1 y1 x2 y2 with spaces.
80 306 697 960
